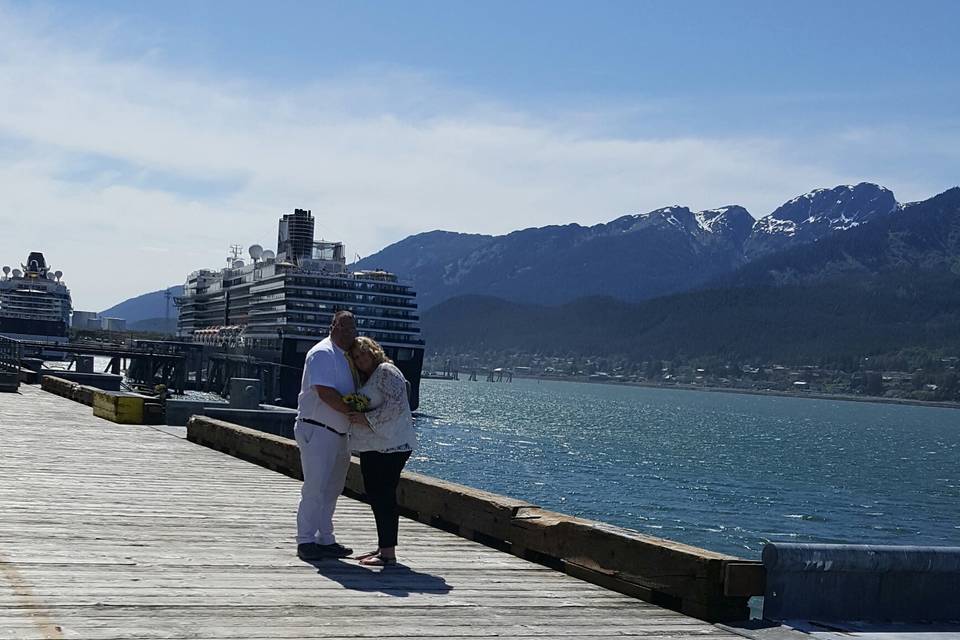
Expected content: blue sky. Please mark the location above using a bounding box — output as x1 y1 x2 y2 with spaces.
1 0 958 309
39 1 960 121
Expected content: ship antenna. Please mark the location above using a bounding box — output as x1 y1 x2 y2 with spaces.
227 244 244 267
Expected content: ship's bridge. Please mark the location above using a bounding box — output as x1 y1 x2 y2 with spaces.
296 241 347 274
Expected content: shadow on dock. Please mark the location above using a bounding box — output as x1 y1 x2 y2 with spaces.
304 559 453 596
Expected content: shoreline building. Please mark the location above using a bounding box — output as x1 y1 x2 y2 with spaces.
72 312 128 332
72 311 100 331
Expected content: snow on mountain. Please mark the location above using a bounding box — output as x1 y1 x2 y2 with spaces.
608 204 753 247
695 205 754 245
745 183 898 257
354 182 914 308
608 206 699 236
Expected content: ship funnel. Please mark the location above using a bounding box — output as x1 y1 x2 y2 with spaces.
26 252 47 273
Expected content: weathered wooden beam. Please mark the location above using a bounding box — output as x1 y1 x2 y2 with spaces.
42 376 153 423
723 561 766 597
92 390 144 424
40 374 79 399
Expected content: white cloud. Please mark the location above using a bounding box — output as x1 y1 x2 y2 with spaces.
0 7 953 310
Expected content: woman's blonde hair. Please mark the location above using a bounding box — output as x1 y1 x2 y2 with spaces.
351 336 392 367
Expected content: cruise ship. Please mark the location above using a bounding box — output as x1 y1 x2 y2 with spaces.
176 209 424 407
0 252 72 344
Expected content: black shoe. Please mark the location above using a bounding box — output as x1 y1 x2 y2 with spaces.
297 543 329 561
317 542 353 558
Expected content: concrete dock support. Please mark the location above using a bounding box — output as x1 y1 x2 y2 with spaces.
763 542 960 622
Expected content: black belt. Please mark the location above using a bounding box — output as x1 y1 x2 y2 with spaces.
300 417 347 437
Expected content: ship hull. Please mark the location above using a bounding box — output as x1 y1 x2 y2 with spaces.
198 336 423 410
0 317 69 344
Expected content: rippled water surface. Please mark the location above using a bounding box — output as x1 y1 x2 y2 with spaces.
409 378 960 558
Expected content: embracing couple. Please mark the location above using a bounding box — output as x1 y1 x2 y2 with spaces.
294 310 417 566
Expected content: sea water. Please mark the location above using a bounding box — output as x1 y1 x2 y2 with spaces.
411 378 960 558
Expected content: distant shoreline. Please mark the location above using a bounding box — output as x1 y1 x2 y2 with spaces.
502 375 960 411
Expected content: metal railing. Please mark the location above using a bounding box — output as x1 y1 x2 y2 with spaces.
0 335 22 373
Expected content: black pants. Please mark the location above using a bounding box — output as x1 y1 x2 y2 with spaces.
359 450 412 548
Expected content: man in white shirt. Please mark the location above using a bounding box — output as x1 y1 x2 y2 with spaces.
294 310 358 561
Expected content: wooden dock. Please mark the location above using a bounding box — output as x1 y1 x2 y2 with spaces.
0 385 744 639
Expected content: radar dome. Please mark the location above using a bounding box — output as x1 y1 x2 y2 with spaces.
2 266 9 275
54 270 63 280
249 244 264 260
262 250 275 260
232 259 245 268
12 269 22 278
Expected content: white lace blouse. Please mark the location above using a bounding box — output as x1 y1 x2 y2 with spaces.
349 362 417 454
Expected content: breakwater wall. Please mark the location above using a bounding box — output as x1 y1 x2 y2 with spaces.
187 415 763 622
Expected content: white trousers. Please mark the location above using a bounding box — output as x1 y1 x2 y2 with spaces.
295 423 351 545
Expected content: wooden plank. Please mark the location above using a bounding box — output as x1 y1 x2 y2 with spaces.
0 628 738 640
0 385 742 639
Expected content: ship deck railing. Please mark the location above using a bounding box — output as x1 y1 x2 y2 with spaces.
0 334 21 373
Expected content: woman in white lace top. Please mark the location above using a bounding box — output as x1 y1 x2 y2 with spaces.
347 337 417 566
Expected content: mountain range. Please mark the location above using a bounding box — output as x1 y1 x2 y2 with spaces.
354 182 909 308
421 273 960 367
728 186 960 287
97 286 183 331
100 182 960 366
422 187 960 364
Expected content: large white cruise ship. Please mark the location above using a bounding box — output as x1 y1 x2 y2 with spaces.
176 209 424 407
0 252 72 344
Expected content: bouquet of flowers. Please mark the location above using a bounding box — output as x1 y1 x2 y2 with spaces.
342 393 370 412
